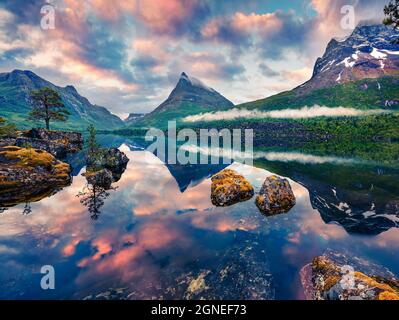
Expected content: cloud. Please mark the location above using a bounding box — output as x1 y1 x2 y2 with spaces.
183 106 388 122
185 52 245 79
280 67 313 83
258 63 279 77
200 10 311 59
0 0 389 116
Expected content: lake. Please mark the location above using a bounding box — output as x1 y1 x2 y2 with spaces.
0 135 398 300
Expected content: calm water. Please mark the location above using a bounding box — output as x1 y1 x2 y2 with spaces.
0 136 398 300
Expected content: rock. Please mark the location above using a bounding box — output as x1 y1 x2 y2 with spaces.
210 169 254 207
0 146 71 208
0 137 17 148
255 175 296 215
83 168 113 190
25 128 82 147
87 148 129 182
301 254 399 300
0 128 83 159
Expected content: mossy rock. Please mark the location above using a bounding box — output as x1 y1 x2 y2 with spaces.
305 255 399 300
256 175 296 216
0 146 71 208
210 169 254 207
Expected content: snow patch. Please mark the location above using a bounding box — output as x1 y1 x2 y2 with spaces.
338 57 356 68
381 49 399 55
321 60 336 72
370 48 387 59
336 71 343 82
352 51 360 60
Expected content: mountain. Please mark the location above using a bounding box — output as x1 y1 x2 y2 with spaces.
238 24 399 112
124 113 146 125
301 24 399 92
0 70 124 131
130 72 234 128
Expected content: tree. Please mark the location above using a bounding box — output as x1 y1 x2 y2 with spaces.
87 124 100 156
0 117 17 137
77 184 115 220
384 0 399 29
29 87 70 130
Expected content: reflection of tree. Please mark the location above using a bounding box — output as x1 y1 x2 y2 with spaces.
77 184 117 220
22 203 32 216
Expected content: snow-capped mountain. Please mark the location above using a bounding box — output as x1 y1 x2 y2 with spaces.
300 24 399 92
130 72 233 127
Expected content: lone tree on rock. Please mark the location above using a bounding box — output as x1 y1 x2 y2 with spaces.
29 87 69 130
384 0 399 29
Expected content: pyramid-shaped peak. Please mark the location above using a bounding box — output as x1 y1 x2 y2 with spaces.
176 72 216 93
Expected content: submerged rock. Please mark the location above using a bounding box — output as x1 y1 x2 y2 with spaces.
255 175 296 215
0 128 83 159
83 168 113 190
0 146 71 208
210 169 254 207
87 148 129 182
301 253 399 300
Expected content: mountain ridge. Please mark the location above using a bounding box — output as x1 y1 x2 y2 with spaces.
298 24 399 93
235 23 399 112
0 69 124 131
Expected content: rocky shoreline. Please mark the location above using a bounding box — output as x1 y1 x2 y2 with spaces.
301 252 399 300
0 146 72 208
0 128 83 209
0 128 83 159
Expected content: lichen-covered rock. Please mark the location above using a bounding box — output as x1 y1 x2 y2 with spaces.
210 169 254 207
0 146 71 208
255 175 296 215
83 168 113 190
0 128 83 159
300 254 399 300
87 148 129 182
25 128 82 146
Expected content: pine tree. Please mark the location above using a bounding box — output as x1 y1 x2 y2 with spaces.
29 87 70 130
384 0 399 29
87 124 100 156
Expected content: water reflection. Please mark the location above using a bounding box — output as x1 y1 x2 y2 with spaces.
77 184 117 220
0 138 398 300
254 158 399 235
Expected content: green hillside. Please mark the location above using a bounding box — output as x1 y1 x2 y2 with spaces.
237 77 399 111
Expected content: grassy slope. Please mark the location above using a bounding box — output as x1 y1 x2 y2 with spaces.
237 77 399 111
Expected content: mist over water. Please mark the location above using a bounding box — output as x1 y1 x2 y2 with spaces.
183 106 388 122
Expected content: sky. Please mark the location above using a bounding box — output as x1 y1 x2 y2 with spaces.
0 0 387 119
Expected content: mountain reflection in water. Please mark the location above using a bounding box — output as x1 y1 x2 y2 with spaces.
0 136 398 300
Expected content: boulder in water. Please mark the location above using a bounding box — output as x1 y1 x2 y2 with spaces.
211 169 254 207
255 175 296 215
